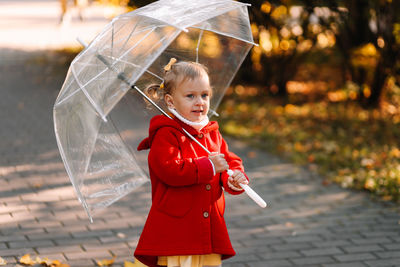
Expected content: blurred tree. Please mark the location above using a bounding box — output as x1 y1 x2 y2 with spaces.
243 1 314 97
239 0 340 100
311 0 400 107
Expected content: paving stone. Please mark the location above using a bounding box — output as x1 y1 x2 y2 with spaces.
245 259 293 267
8 240 54 249
290 256 336 265
323 263 367 267
364 258 400 267
64 250 113 261
0 248 36 257
374 251 400 259
334 253 377 262
272 242 315 252
342 245 385 253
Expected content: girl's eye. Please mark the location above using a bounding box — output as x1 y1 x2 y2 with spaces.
186 94 194 99
202 93 209 99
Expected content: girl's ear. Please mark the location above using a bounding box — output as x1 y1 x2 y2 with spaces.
164 94 175 109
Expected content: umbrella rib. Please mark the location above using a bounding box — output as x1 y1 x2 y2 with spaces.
195 26 205 63
111 23 115 63
108 57 163 81
119 19 140 55
109 27 156 77
108 114 148 175
124 35 173 84
53 124 94 222
138 14 188 33
191 25 257 46
71 65 108 122
56 67 109 107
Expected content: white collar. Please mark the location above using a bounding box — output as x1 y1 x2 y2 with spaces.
168 107 209 131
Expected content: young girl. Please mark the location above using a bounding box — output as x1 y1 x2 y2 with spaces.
134 58 249 267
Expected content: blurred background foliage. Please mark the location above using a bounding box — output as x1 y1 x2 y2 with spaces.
92 0 400 201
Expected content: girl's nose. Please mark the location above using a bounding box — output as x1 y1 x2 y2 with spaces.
195 97 203 105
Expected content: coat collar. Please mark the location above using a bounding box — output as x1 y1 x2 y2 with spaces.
137 115 219 151
170 114 219 136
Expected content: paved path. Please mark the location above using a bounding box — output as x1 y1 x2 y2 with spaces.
1 1 400 267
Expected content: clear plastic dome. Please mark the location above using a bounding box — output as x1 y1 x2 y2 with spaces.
54 0 255 221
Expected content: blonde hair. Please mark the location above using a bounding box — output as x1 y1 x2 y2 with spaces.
144 59 210 101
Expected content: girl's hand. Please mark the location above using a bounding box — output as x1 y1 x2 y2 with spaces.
228 170 248 191
209 152 229 173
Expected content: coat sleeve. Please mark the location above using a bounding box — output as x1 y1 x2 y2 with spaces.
148 127 214 187
219 135 249 195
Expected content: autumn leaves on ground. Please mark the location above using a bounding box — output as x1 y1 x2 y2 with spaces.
218 80 400 203
0 254 140 266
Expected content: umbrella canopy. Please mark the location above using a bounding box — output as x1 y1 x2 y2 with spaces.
54 0 255 221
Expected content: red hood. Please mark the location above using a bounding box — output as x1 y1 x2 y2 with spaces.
137 115 219 151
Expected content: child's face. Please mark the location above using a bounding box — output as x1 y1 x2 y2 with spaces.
165 73 211 123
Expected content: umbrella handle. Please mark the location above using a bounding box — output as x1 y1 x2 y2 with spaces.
183 132 267 208
227 169 267 208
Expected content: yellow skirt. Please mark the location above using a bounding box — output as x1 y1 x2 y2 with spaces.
157 254 222 267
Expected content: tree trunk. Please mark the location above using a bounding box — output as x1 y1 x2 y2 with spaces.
366 61 387 107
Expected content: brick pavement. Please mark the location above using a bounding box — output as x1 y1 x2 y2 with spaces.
1 50 400 267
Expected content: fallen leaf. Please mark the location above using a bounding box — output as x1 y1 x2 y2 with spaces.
247 151 257 158
97 256 116 266
322 179 331 186
0 257 7 266
125 261 136 267
285 222 294 228
40 257 52 266
50 259 62 266
48 260 70 267
19 254 35 265
124 260 146 267
382 195 393 201
32 182 43 189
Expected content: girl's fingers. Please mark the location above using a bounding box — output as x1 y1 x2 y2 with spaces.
232 171 244 179
240 178 249 185
231 171 248 184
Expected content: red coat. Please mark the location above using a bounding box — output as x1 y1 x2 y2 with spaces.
134 115 248 267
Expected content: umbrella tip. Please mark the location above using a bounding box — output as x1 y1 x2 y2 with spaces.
76 37 88 48
209 110 219 117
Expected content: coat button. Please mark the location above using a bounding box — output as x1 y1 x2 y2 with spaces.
203 211 209 218
198 133 204 139
205 184 211 191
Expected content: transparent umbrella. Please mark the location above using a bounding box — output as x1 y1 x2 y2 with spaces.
53 0 259 222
